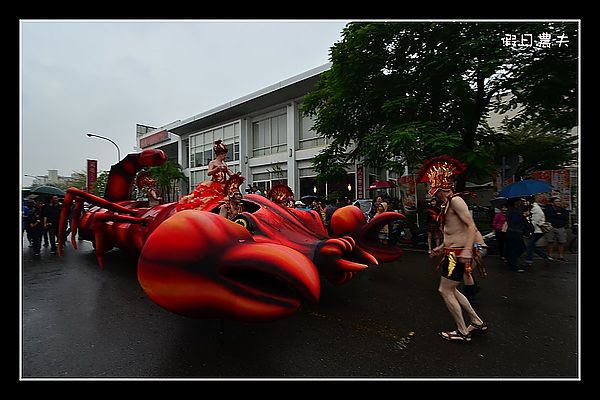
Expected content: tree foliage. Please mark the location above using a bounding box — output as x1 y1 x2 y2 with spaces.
91 171 109 197
149 160 187 202
301 21 578 184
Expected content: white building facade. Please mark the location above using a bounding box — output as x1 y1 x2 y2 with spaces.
137 64 396 201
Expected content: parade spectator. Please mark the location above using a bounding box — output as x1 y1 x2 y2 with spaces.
37 199 50 248
544 196 569 261
44 195 62 254
492 204 508 261
27 205 45 257
524 194 553 267
505 198 527 272
374 201 389 244
317 201 328 227
368 196 384 222
23 199 33 247
425 197 442 254
251 184 262 196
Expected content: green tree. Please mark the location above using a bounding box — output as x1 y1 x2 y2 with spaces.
91 171 109 197
302 21 578 186
496 123 577 179
149 160 187 202
56 171 86 191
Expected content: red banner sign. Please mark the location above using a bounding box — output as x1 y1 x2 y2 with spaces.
356 164 364 199
399 174 417 212
87 159 97 192
140 130 169 148
531 169 571 209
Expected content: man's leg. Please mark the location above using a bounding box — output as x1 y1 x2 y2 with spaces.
49 226 57 253
462 273 479 305
525 235 535 265
454 286 484 328
557 228 568 260
438 277 469 335
532 233 550 260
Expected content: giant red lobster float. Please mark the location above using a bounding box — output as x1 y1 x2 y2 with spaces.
58 149 406 322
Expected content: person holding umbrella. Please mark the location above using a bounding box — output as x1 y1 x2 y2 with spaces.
505 198 528 273
43 195 62 254
27 203 45 257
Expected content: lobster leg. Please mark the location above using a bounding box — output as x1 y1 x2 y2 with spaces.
92 213 149 269
58 188 139 256
68 199 85 250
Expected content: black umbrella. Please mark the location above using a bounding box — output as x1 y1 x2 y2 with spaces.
490 197 508 209
31 185 65 197
301 195 319 203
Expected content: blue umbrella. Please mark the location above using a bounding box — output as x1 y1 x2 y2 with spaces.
498 179 553 199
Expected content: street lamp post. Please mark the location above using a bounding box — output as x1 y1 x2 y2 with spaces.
24 174 45 184
86 133 121 162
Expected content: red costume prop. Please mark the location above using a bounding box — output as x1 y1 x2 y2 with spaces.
58 150 406 322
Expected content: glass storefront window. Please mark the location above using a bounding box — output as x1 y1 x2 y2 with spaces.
188 121 241 190
299 111 326 150
252 113 287 157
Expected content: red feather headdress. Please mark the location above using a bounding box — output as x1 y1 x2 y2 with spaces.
267 184 294 206
416 155 467 197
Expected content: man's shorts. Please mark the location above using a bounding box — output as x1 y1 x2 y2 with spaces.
545 227 567 244
440 249 467 282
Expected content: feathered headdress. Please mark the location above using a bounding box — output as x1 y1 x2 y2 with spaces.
267 184 294 206
223 172 245 198
417 155 467 197
136 171 156 190
214 140 228 155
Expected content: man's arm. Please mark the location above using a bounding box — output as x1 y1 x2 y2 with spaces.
452 196 477 261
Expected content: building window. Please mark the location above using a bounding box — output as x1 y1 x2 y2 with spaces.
188 121 241 192
189 121 240 168
252 113 287 157
189 164 240 190
182 139 189 169
136 123 156 138
299 167 355 200
251 166 287 195
299 111 326 150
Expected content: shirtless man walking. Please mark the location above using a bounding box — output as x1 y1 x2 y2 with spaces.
417 155 488 343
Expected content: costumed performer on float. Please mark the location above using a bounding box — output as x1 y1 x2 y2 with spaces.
136 171 163 207
417 155 488 343
177 140 242 212
218 173 246 220
267 183 295 208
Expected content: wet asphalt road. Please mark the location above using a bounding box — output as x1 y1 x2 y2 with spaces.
21 237 579 380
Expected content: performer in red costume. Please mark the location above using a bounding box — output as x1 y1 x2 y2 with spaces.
417 155 488 343
177 140 241 212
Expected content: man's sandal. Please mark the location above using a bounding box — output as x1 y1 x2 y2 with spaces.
468 322 488 335
439 330 472 342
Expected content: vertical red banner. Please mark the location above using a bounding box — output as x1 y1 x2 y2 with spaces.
87 159 98 192
356 164 364 199
399 174 417 212
531 169 571 209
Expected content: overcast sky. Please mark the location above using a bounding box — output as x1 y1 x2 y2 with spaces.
20 19 350 186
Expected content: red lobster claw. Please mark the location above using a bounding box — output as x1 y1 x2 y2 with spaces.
330 205 406 263
137 210 320 322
